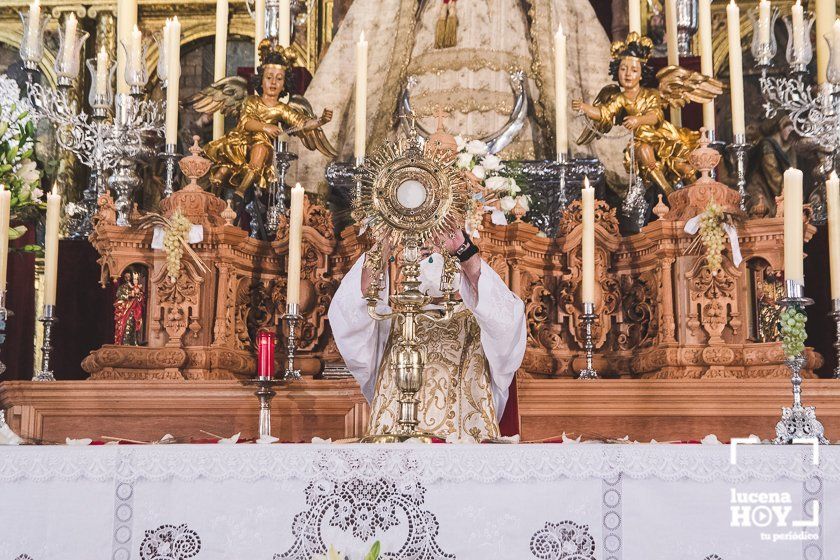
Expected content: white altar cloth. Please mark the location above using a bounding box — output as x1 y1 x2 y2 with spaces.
1 443 839 560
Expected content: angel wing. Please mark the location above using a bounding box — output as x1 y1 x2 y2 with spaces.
656 66 724 109
286 94 338 159
575 84 621 146
182 76 250 118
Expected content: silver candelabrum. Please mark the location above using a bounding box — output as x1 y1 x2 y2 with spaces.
578 302 598 379
33 304 57 381
281 302 302 380
774 280 827 444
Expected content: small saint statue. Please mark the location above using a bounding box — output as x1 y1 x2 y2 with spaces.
184 40 338 196
114 270 145 346
572 32 723 196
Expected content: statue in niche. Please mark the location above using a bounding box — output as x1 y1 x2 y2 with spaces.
184 40 337 197
114 267 146 346
573 32 723 196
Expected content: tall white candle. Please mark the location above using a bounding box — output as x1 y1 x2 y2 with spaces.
159 18 171 82
792 0 805 59
279 0 291 47
727 0 746 137
783 168 804 285
555 24 568 160
165 17 181 146
95 46 109 97
698 0 715 133
0 185 10 293
354 31 368 165
629 0 642 34
665 0 681 126
286 183 305 306
129 25 142 81
817 0 836 83
581 177 595 305
43 187 61 307
26 0 41 56
255 0 266 69
758 0 772 45
62 13 78 72
116 0 137 94
213 0 229 140
827 172 840 298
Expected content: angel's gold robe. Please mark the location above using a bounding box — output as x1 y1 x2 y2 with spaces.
596 87 699 184
204 95 308 190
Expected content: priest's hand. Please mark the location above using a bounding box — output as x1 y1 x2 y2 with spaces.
442 230 481 293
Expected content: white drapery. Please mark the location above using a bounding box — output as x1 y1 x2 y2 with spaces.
1 443 838 559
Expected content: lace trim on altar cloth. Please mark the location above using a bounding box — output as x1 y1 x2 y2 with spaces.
407 48 532 78
1 444 839 484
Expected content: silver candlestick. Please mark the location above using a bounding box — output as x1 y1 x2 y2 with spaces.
282 302 302 380
161 143 179 198
774 280 827 444
830 298 840 379
243 378 285 439
556 152 569 211
728 133 749 212
0 290 10 376
33 304 57 381
578 302 598 379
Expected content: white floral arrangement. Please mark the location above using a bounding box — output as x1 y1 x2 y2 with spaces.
0 74 43 241
454 136 529 237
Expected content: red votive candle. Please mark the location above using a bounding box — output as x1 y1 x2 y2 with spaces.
256 330 276 379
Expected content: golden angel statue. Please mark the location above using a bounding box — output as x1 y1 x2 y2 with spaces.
184 40 338 195
572 32 723 195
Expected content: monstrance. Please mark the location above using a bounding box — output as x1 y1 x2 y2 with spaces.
355 133 469 442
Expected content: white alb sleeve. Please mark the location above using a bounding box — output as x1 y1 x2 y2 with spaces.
459 259 527 418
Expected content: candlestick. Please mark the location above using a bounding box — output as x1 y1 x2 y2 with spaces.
282 302 302 380
354 32 368 165
0 290 10 378
728 134 748 211
629 0 642 34
792 0 805 60
0 185 9 293
256 329 276 379
727 0 746 137
117 0 137 94
817 0 836 83
578 301 598 379
95 47 109 97
33 304 57 381
43 187 60 307
581 177 595 305
243 378 284 440
783 168 804 285
165 17 181 146
555 24 568 159
286 183 304 306
213 0 229 140
255 0 266 69
279 0 291 47
161 143 178 198
698 0 715 133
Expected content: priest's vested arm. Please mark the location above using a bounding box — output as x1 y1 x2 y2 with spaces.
327 255 527 417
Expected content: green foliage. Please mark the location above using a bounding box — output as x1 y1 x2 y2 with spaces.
363 542 381 560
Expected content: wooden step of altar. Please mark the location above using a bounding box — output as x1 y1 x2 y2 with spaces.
3 378 839 443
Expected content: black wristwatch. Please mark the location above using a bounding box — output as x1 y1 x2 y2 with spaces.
453 231 479 263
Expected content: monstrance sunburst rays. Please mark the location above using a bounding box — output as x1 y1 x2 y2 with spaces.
353 136 469 253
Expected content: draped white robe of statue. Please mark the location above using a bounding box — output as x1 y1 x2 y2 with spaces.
328 254 526 439
296 0 626 193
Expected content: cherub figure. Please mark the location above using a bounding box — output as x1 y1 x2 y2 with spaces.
184 40 337 195
573 32 723 195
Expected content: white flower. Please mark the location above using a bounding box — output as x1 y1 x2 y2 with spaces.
508 179 521 195
17 159 39 184
480 154 502 171
515 194 530 212
499 196 516 212
30 187 43 199
65 202 83 216
454 135 467 152
456 152 474 169
485 176 512 192
465 139 489 156
471 165 486 180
